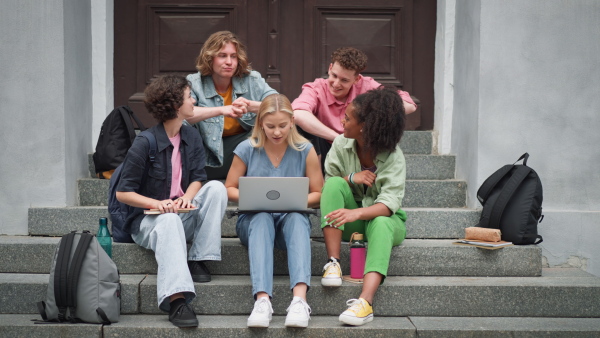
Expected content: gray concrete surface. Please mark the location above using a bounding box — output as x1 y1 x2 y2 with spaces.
0 237 541 277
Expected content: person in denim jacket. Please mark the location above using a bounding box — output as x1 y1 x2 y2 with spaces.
186 31 277 180
117 75 228 328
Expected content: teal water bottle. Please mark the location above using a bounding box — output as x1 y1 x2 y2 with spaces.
97 217 112 258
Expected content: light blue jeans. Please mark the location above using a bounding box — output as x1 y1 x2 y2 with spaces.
236 212 312 299
132 181 227 312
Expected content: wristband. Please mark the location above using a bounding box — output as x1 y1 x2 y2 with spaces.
348 172 356 184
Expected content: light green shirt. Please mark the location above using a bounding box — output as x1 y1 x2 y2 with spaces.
324 135 406 213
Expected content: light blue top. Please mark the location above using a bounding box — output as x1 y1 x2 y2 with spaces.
234 139 313 177
186 71 278 167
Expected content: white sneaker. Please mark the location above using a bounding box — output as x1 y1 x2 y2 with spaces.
247 297 273 328
285 296 311 328
321 257 342 286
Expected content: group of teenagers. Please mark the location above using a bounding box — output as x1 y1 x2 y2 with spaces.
115 31 417 329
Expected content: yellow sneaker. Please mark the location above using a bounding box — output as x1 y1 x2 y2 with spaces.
339 298 373 326
321 257 342 287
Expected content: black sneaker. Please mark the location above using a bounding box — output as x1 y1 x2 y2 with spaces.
188 261 211 283
169 302 199 328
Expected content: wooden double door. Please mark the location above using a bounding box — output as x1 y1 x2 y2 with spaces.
115 0 436 130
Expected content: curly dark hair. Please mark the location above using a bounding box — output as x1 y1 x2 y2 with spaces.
352 86 405 158
144 75 189 123
331 47 368 74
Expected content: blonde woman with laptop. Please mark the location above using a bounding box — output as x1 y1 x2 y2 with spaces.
225 94 323 328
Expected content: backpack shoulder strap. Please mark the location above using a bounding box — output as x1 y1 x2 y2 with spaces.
479 165 532 229
54 232 76 322
118 106 138 144
96 308 112 325
127 107 147 131
523 233 543 244
477 153 529 204
477 164 514 204
66 232 94 322
139 130 157 163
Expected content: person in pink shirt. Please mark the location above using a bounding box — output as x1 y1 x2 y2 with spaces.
292 47 417 167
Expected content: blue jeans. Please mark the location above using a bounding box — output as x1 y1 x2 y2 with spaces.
236 212 312 298
132 181 227 311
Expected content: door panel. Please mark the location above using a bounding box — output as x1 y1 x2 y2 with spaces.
115 0 434 130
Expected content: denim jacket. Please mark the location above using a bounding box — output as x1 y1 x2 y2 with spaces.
116 123 207 234
186 70 277 167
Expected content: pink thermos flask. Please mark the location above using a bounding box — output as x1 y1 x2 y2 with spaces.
349 232 366 279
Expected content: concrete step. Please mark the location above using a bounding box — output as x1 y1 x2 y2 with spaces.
4 269 599 317
0 273 142 315
87 131 436 177
89 154 453 183
3 314 599 337
78 177 467 207
28 206 480 238
0 237 541 277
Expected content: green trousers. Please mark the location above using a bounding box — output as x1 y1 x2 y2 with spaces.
320 176 407 278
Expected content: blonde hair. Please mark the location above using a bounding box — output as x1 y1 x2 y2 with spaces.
250 94 309 151
195 31 251 77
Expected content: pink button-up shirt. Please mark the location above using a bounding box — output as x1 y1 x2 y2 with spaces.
291 76 416 134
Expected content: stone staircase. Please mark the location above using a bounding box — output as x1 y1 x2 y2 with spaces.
1 131 599 337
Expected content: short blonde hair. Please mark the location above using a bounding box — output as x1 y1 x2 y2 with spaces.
195 31 251 77
250 94 309 151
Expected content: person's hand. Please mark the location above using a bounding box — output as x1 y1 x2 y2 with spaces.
324 208 362 228
156 199 177 213
221 104 246 118
352 170 377 187
230 97 251 117
174 197 195 209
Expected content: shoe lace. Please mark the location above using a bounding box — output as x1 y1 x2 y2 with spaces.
254 298 271 314
323 259 340 273
345 298 365 314
175 303 195 316
287 298 311 317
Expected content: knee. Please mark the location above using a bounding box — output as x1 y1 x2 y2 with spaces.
284 213 310 231
366 216 394 236
200 180 227 201
248 213 274 231
153 213 183 234
287 212 308 222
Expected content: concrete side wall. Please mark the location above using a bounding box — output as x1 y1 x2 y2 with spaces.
451 0 481 196
0 0 92 235
0 1 66 234
64 0 93 205
92 0 114 148
450 0 600 276
433 0 455 155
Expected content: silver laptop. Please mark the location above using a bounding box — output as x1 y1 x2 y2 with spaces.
238 177 309 211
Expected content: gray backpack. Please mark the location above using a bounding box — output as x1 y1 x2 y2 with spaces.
37 231 120 324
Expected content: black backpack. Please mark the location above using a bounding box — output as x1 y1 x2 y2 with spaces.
108 131 157 243
476 153 544 245
93 106 147 175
